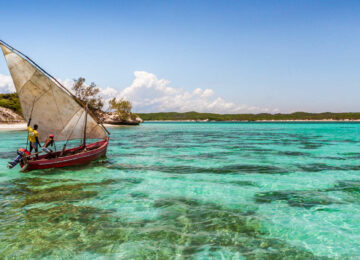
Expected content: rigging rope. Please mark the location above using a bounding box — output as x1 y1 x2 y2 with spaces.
60 110 84 156
25 99 36 149
50 86 65 139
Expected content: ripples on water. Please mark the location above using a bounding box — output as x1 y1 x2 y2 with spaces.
0 122 360 259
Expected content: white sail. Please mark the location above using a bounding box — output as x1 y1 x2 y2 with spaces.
0 44 108 142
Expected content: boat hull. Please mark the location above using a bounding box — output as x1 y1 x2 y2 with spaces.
21 138 109 171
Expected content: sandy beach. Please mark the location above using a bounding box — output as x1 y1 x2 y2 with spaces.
0 123 27 130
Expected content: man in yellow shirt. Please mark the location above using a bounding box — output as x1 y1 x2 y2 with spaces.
27 118 41 159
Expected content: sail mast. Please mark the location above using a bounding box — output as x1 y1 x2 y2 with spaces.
83 104 88 147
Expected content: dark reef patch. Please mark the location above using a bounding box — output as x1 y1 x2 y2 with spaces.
12 177 76 187
297 163 339 172
129 191 148 198
234 147 274 153
316 156 346 161
333 180 360 193
255 190 339 208
342 152 360 159
20 179 117 206
277 151 309 157
297 163 360 172
228 180 258 186
255 179 360 209
326 180 360 201
180 178 258 187
0 178 127 207
107 163 288 175
299 141 323 150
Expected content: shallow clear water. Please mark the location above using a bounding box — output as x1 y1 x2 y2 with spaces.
1 122 360 259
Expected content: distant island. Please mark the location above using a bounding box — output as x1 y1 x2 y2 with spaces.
138 111 360 122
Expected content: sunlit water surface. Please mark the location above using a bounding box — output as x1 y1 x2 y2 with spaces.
1 122 360 259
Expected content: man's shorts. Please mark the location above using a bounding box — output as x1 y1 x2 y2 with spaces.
42 147 53 154
30 142 38 149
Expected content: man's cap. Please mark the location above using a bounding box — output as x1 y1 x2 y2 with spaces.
49 134 54 138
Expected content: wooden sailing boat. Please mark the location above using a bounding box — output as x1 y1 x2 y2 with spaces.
0 40 110 171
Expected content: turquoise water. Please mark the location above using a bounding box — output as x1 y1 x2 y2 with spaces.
1 122 360 259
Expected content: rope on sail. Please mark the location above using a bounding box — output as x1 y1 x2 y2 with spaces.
50 86 65 138
61 110 84 155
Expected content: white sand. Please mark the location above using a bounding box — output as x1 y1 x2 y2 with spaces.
103 123 136 127
0 123 27 130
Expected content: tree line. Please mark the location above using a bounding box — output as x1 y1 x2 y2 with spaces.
137 111 360 121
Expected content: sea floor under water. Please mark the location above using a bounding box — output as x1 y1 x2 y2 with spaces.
0 122 360 259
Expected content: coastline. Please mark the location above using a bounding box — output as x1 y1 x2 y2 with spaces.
144 119 360 122
1 119 360 131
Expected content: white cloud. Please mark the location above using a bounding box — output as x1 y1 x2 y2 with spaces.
0 74 15 93
60 78 74 91
114 71 277 114
2 72 278 113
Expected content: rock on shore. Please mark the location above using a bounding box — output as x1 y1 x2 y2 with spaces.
99 111 143 125
0 107 25 123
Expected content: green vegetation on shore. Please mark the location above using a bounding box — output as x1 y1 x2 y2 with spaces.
137 111 360 121
0 93 21 113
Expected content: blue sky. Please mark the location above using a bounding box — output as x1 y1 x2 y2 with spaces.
1 0 360 113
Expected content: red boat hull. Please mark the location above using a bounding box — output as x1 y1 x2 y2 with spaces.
21 138 109 171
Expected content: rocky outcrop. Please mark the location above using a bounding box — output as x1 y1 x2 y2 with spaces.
0 107 25 123
98 111 143 125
